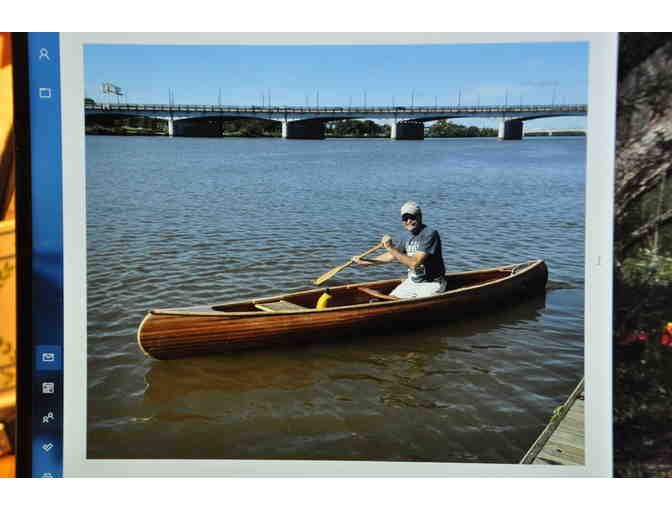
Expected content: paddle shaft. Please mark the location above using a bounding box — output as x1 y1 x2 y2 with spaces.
314 242 384 285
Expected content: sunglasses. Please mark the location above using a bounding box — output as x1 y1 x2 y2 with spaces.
401 214 417 222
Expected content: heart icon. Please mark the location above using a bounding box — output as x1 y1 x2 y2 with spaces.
42 443 54 452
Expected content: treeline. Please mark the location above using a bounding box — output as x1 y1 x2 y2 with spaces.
85 115 498 138
426 120 497 138
327 119 497 138
221 119 280 137
327 120 390 137
85 116 282 137
85 114 166 136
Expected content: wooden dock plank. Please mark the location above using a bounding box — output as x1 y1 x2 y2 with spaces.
548 429 584 447
532 447 582 465
520 378 584 465
543 439 584 460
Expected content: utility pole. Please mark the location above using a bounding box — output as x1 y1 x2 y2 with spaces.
218 88 223 135
168 89 174 134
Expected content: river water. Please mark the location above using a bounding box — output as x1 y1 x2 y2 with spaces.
86 135 585 463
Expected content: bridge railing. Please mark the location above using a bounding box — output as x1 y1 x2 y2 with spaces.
84 103 587 114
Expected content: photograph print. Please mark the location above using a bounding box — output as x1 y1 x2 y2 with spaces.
83 38 589 466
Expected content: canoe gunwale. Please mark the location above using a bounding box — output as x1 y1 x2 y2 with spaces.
147 259 544 318
136 313 153 356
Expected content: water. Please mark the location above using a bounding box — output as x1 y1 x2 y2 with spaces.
86 135 585 463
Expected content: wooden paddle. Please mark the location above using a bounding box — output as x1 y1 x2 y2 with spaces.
314 242 384 285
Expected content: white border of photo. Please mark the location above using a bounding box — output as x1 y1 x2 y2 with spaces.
60 32 616 477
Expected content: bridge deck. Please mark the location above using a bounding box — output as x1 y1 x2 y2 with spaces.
85 103 587 118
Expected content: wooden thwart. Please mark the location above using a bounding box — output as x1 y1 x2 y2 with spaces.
357 287 399 301
254 300 308 312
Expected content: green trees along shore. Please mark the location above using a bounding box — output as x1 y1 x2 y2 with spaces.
84 114 499 138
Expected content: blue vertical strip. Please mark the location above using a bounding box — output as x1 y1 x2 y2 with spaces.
27 32 64 478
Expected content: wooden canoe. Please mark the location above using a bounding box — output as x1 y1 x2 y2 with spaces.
137 259 548 360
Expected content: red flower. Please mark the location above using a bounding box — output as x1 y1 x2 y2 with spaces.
620 330 649 345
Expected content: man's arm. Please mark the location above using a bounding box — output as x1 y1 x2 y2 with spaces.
353 234 428 268
386 247 427 269
381 234 427 270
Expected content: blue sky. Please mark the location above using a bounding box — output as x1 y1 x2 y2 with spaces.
84 42 588 130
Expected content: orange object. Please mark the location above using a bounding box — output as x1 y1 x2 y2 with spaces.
661 323 672 347
0 455 15 477
0 31 16 478
1 32 15 220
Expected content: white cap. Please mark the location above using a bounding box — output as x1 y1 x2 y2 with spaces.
400 201 421 218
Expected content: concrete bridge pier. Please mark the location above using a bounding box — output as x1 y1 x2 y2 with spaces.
392 121 424 140
167 118 174 137
282 119 325 139
498 119 524 140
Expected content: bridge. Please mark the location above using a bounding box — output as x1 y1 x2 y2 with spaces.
85 103 587 140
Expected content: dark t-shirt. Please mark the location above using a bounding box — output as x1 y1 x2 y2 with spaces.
397 225 446 283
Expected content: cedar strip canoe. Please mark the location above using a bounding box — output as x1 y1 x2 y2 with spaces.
137 259 548 360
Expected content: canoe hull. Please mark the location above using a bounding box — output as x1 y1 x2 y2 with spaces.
138 260 548 359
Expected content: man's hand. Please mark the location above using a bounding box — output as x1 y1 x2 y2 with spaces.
382 235 393 250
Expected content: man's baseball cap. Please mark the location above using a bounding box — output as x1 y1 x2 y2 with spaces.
400 201 421 218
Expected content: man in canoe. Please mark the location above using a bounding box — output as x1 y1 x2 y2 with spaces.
353 201 447 298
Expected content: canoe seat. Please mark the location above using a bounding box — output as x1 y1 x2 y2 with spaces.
357 287 399 301
255 300 308 312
